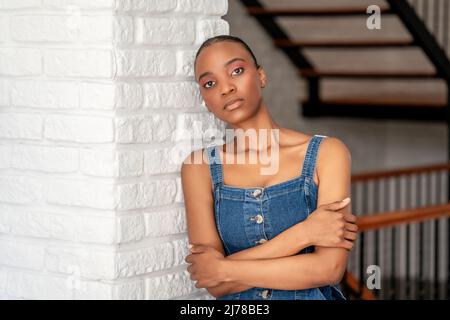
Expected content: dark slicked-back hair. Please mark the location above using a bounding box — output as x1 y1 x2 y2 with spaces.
194 35 261 72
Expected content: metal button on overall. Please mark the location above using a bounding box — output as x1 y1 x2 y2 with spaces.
252 189 262 198
260 290 269 299
256 238 267 245
254 214 263 224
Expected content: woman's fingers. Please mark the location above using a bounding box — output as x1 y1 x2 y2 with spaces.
345 222 358 232
325 197 351 211
343 212 357 223
339 240 355 250
344 230 357 241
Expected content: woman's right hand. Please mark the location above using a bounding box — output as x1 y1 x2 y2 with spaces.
303 197 358 250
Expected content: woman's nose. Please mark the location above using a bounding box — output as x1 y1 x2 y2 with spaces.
221 82 236 95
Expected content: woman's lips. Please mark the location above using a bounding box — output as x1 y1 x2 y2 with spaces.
224 99 244 111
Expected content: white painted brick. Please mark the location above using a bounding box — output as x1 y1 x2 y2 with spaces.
0 79 9 106
143 81 202 109
136 17 195 45
43 0 115 9
79 15 114 43
0 144 11 168
12 144 78 172
45 246 116 280
116 179 177 210
112 280 144 300
0 239 45 270
145 270 197 299
45 178 116 209
176 0 228 15
74 280 114 299
11 15 73 42
80 148 143 178
0 113 42 140
1 0 42 9
176 50 196 77
117 214 145 243
115 114 176 143
0 208 9 233
113 16 134 44
44 49 113 78
0 176 43 205
145 207 186 237
0 15 9 42
44 114 114 143
6 271 73 300
0 48 42 76
117 150 143 177
6 208 115 244
144 146 183 175
80 148 116 177
196 19 229 44
115 82 144 109
116 239 187 277
80 82 115 110
116 50 176 77
116 0 177 12
175 112 224 142
12 80 79 109
0 269 6 292
81 82 143 110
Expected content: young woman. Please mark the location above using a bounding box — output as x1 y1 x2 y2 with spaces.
181 35 358 300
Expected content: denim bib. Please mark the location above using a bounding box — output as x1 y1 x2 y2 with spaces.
205 134 346 300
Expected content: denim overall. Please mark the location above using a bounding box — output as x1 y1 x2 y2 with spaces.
205 134 346 300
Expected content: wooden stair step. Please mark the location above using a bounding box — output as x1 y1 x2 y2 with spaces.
316 97 446 108
300 69 438 78
246 6 391 16
300 48 437 78
275 16 412 47
275 38 414 48
319 79 447 107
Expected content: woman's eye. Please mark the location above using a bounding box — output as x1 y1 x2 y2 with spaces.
203 81 214 89
232 67 244 75
202 68 243 89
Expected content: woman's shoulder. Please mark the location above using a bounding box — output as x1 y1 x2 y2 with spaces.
181 147 213 186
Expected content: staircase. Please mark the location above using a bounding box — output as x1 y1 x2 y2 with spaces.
238 0 450 122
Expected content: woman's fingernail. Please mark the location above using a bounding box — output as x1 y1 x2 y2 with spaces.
342 197 351 203
188 244 193 249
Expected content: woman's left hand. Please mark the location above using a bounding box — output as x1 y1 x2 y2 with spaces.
185 245 227 288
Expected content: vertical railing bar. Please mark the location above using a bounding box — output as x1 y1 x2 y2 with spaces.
374 179 380 298
405 175 411 299
359 232 365 300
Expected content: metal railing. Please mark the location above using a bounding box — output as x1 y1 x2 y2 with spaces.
347 163 450 299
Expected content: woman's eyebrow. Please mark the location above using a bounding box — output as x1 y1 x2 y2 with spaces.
197 57 246 82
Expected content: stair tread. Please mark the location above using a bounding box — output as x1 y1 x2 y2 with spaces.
301 48 437 77
260 0 388 10
276 38 414 47
316 97 446 107
275 16 412 44
247 6 390 15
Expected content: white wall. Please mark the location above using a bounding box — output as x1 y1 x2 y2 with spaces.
0 0 228 300
223 0 447 173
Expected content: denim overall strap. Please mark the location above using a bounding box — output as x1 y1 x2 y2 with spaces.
206 145 224 188
301 135 327 179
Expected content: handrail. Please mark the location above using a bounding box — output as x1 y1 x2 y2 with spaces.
357 203 450 232
351 162 450 182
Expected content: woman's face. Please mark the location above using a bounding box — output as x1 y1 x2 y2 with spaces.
194 41 267 125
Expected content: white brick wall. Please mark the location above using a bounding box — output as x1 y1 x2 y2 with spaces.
0 0 228 299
